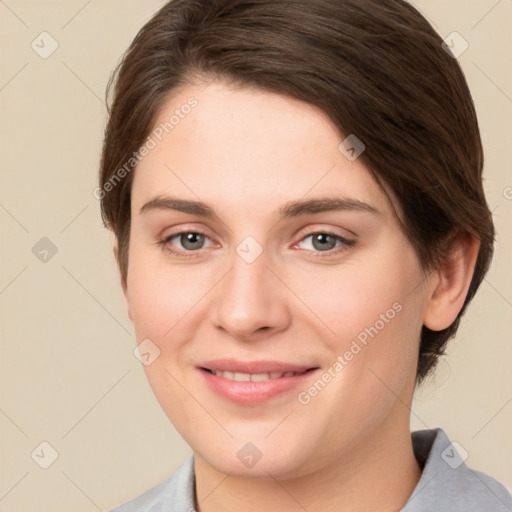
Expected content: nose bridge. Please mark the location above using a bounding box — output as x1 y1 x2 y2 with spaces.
213 237 288 338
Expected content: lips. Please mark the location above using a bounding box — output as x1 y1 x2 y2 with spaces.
198 358 319 405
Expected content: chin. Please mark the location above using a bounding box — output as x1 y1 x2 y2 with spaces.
193 433 320 480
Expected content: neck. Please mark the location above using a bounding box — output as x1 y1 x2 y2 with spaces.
193 415 422 512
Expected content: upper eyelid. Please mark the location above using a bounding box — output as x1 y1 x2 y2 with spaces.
161 220 356 238
294 224 356 241
161 224 216 242
155 212 359 239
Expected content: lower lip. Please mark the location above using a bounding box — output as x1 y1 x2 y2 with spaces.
198 368 318 405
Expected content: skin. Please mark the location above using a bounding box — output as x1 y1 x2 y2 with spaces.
120 80 479 512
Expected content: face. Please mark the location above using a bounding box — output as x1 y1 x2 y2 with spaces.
124 80 433 479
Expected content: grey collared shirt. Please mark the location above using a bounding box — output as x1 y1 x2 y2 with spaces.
109 428 512 511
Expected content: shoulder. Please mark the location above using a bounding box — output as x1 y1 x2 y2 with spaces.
107 456 196 512
403 428 512 511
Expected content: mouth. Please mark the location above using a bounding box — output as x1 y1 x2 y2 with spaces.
201 368 311 381
197 359 320 405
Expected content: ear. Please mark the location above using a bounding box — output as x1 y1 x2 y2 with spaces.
113 242 133 322
423 232 480 331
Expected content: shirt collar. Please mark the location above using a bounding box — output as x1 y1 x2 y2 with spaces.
402 427 511 511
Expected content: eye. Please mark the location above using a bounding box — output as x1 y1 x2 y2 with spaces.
158 231 214 257
172 232 208 251
158 229 355 258
295 231 355 255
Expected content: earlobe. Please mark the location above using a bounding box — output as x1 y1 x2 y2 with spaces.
423 233 480 331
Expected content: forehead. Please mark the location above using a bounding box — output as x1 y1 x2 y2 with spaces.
131 80 397 220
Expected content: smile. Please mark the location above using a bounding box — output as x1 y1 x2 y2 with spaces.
197 360 319 405
203 369 309 381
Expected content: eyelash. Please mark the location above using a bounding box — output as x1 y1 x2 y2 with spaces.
156 230 356 259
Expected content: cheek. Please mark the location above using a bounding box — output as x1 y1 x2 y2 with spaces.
125 247 206 422
294 273 423 456
293 240 425 393
126 243 212 340
289 249 422 346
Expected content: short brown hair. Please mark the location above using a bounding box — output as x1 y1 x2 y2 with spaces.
99 0 494 383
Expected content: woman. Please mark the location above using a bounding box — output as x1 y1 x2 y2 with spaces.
99 0 512 510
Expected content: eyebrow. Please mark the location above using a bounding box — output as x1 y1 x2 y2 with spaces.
139 195 380 219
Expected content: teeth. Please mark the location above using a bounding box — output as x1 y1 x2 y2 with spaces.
211 370 301 381
251 373 271 381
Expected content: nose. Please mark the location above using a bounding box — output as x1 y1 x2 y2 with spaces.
212 244 291 341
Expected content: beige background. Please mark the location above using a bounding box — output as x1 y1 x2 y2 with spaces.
0 0 511 510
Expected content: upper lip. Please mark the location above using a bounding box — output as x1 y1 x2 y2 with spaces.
199 358 318 374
